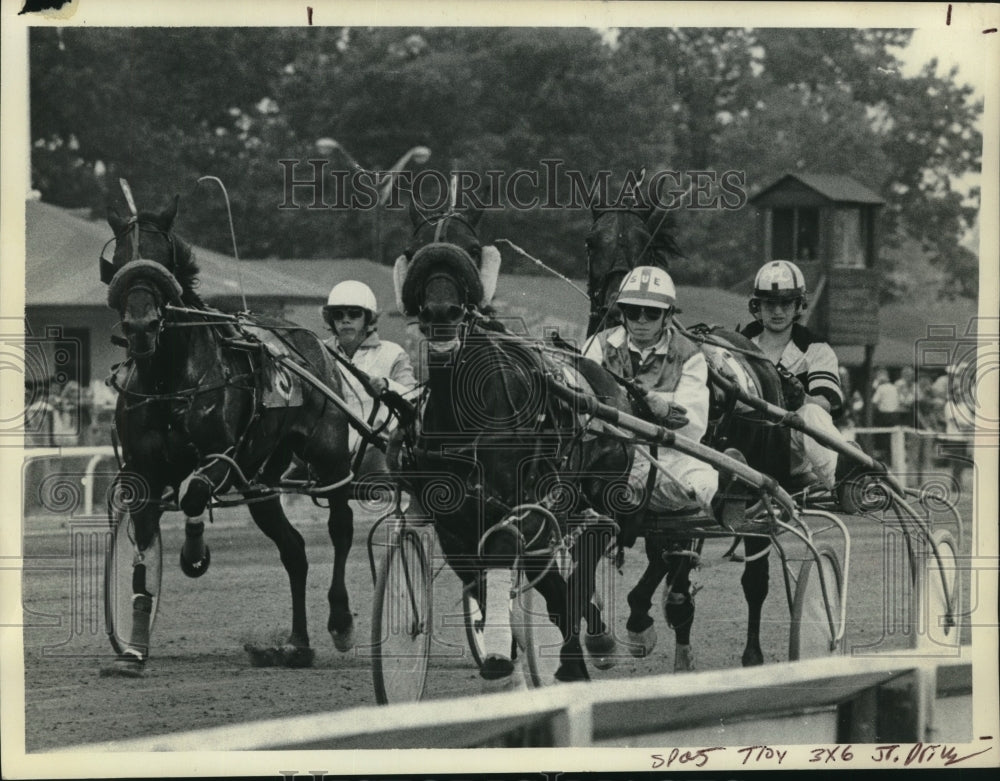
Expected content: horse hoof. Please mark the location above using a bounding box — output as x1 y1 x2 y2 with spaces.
481 654 514 679
584 632 618 670
741 647 764 667
481 655 523 692
100 650 146 678
330 625 355 653
674 643 695 673
179 546 211 578
627 626 657 658
554 661 589 683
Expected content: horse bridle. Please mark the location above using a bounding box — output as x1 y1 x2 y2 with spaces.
410 211 483 319
100 220 182 285
587 209 656 330
408 209 479 249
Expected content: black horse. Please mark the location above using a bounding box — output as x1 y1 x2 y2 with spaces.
585 202 789 668
102 194 356 674
392 201 632 685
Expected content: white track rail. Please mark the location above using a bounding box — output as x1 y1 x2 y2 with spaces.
55 653 971 751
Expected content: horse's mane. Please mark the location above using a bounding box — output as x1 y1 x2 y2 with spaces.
137 209 205 308
643 207 685 264
172 240 207 308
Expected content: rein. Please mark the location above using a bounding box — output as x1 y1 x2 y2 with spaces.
410 210 478 245
494 238 589 300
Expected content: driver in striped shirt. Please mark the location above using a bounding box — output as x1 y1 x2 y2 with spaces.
740 260 845 490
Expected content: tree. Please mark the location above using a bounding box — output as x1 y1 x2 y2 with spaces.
612 28 981 297
29 27 982 299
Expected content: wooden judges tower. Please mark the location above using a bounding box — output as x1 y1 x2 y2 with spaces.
749 172 886 417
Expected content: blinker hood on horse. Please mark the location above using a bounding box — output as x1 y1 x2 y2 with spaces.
391 199 634 685
393 200 501 341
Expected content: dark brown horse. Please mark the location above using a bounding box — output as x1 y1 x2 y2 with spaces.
585 204 789 668
393 201 632 685
102 194 356 675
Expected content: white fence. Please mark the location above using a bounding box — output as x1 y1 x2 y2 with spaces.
56 654 971 751
842 426 973 485
22 429 973 519
23 446 116 517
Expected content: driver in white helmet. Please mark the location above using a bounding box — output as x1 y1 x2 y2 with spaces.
740 260 844 489
584 266 747 524
584 266 749 671
323 280 417 472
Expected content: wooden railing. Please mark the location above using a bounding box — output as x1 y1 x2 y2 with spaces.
53 654 972 752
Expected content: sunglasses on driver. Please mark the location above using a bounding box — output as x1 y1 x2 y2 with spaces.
324 306 366 321
620 304 669 322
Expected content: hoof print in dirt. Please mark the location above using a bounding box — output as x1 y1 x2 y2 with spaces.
245 643 315 668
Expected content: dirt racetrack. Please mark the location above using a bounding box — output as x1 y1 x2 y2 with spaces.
21 485 974 752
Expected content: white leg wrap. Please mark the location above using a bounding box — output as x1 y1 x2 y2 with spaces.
484 568 514 659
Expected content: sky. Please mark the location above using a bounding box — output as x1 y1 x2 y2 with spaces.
900 27 990 104
897 26 992 224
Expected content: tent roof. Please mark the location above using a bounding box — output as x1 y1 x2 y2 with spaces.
26 201 977 368
25 199 350 305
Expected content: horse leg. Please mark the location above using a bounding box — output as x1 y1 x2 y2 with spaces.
529 567 589 683
741 536 770 666
574 523 617 669
478 566 522 690
245 496 314 667
177 465 228 578
663 539 696 673
625 534 669 657
325 485 355 651
102 474 166 678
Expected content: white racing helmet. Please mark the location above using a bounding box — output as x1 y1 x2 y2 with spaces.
616 266 677 310
751 260 807 303
322 280 379 327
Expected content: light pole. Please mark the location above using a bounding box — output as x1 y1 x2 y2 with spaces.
315 139 432 262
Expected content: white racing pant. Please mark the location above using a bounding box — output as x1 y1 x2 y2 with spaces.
791 403 840 489
629 447 719 515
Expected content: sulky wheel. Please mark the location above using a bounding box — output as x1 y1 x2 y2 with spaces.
911 529 961 651
788 544 843 660
104 505 162 658
371 529 433 705
461 574 487 668
515 583 575 687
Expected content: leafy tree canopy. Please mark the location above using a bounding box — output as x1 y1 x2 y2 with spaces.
30 26 981 299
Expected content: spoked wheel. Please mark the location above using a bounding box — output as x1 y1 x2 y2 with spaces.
515 582 569 687
461 574 486 668
371 528 433 705
104 506 162 657
912 529 961 650
789 544 843 660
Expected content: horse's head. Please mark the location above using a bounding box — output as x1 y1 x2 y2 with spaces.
585 203 683 336
395 200 499 349
103 195 199 359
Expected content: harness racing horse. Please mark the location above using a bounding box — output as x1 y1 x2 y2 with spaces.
102 194 357 675
585 204 790 668
392 201 632 686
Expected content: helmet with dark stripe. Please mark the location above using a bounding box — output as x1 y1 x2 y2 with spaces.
752 260 807 302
